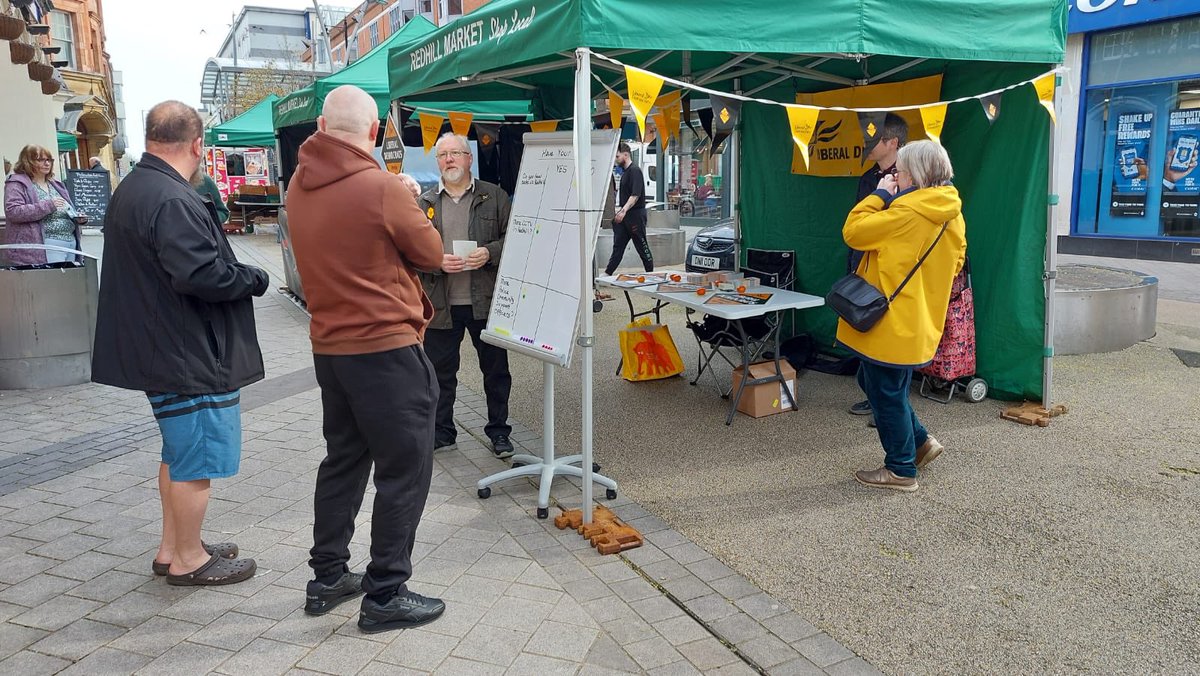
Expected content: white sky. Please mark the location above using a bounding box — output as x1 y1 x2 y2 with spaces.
104 0 315 159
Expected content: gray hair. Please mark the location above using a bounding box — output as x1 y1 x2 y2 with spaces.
435 132 470 154
897 140 953 189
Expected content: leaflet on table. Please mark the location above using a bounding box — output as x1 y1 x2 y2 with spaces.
1111 111 1153 218
704 292 773 306
1162 109 1200 230
610 273 670 287
655 282 704 293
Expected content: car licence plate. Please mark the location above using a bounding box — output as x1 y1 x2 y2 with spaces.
691 255 720 270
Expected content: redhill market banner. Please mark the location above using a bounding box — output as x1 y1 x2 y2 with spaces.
407 5 537 72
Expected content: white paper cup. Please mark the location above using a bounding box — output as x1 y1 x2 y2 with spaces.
452 240 477 258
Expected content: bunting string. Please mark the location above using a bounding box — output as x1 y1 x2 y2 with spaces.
584 48 1062 115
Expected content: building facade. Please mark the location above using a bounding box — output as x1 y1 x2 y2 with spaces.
317 0 488 70
47 0 126 174
200 5 347 124
1057 0 1200 263
1 0 124 181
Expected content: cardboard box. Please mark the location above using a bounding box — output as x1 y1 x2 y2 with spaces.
731 361 798 418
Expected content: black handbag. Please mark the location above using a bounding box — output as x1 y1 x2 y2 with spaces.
826 220 950 333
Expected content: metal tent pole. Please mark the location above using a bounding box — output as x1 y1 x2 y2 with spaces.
1043 75 1060 407
574 47 595 525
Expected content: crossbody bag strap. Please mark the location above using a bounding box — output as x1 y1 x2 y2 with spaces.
887 220 950 303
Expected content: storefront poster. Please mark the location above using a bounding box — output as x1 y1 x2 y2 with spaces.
1161 108 1200 230
1110 111 1153 217
211 149 230 203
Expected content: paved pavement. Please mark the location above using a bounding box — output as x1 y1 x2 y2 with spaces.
0 231 877 675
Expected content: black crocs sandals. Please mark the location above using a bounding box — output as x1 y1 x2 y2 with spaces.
152 541 239 576
166 554 257 586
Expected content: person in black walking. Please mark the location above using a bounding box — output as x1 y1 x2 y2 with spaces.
604 142 654 275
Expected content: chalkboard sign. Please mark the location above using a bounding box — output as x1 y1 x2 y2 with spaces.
480 130 620 367
66 169 111 228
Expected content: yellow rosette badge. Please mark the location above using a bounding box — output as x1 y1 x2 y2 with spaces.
426 207 435 220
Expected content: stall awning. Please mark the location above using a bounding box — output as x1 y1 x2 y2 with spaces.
388 0 1067 102
56 131 78 153
205 94 278 148
274 16 438 129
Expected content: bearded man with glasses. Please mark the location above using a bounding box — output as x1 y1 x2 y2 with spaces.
416 132 515 460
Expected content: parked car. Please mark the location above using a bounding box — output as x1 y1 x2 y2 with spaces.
685 218 736 272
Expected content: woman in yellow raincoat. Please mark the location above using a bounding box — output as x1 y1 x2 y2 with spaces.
837 140 967 492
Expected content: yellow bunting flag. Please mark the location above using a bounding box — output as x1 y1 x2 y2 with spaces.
448 111 473 138
785 105 821 171
920 103 948 144
608 90 624 131
530 120 559 133
651 111 669 151
625 65 664 141
1033 73 1057 125
656 91 683 145
418 112 444 153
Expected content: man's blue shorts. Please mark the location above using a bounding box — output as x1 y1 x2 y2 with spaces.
147 391 242 482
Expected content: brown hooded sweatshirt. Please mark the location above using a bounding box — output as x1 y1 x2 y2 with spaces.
288 131 444 355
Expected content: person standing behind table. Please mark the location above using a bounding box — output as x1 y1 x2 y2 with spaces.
287 85 448 633
848 113 909 420
92 100 269 585
3 145 88 264
417 132 516 459
193 170 230 225
837 140 966 492
604 141 654 276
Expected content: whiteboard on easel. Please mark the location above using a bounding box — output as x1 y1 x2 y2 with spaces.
481 129 621 367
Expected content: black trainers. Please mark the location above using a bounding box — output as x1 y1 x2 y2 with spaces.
305 572 364 616
490 435 515 459
434 440 457 452
849 400 873 415
358 589 446 633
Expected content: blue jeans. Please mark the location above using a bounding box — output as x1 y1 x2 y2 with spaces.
857 362 929 478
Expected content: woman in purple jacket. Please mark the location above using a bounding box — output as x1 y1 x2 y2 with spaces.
3 144 88 265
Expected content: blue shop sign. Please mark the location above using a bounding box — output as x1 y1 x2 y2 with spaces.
1069 0 1200 34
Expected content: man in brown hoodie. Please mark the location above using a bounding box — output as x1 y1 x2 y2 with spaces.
287 84 447 633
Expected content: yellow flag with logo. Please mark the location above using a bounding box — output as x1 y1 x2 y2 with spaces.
1033 73 1057 125
448 111 473 137
625 66 664 141
785 105 820 170
530 120 559 133
608 90 624 130
791 74 942 176
419 112 444 154
919 103 948 144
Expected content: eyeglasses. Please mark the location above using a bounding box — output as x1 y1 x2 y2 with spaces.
435 150 470 160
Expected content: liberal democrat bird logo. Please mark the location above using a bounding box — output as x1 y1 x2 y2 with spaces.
426 207 435 219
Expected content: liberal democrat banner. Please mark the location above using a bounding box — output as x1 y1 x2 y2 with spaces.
791 75 942 177
1161 108 1200 230
1110 111 1153 218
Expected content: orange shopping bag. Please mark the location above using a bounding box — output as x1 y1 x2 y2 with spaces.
619 317 685 382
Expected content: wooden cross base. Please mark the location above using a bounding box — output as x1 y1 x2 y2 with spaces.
554 505 644 555
1000 401 1069 427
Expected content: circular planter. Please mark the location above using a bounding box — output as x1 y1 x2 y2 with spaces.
1054 264 1158 355
27 60 52 81
9 38 33 64
40 76 60 95
0 15 24 42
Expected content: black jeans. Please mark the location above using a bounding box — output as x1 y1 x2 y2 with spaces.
424 304 512 444
309 345 437 598
605 211 654 275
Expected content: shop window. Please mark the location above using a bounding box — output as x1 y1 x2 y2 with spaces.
1076 79 1200 239
49 11 75 70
